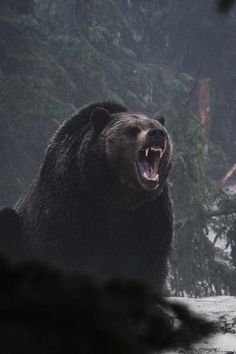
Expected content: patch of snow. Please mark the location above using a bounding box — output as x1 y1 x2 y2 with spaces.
208 228 231 254
224 183 236 196
195 333 236 352
162 296 236 353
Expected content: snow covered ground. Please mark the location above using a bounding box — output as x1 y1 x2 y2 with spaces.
162 296 236 353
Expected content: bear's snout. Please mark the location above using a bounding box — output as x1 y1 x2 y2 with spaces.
147 128 162 138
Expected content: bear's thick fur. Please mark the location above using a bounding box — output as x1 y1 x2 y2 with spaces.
15 101 173 286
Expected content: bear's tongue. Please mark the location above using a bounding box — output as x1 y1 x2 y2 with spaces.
139 159 158 180
138 147 162 182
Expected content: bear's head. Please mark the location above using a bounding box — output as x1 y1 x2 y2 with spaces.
90 107 172 193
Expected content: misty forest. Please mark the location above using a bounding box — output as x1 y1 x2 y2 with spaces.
0 0 236 353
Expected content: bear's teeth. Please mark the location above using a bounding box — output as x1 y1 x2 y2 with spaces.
150 147 164 157
143 147 164 159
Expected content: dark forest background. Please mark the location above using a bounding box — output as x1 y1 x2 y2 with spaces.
0 0 236 297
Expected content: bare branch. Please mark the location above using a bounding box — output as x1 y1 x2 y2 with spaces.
220 163 236 186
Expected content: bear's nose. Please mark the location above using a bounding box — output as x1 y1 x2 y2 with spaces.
147 128 165 138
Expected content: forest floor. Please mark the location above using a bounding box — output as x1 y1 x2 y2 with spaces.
162 296 236 353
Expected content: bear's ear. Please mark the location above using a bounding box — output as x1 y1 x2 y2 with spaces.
91 108 112 132
157 116 165 126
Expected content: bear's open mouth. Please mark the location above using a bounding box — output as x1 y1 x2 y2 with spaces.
137 146 164 183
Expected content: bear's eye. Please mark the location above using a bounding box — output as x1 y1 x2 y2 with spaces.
126 127 141 138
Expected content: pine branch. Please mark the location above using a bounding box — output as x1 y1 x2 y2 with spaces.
175 203 236 229
205 206 236 217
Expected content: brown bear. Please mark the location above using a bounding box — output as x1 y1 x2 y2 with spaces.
15 101 173 286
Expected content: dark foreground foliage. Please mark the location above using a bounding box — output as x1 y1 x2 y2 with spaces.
218 0 236 12
0 213 215 354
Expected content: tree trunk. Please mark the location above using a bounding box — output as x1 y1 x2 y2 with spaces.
198 78 211 136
